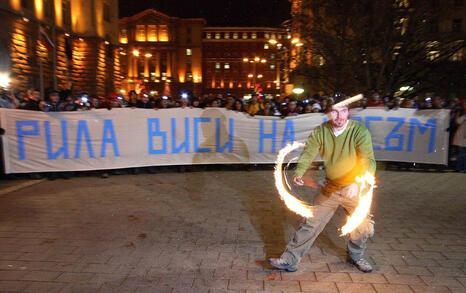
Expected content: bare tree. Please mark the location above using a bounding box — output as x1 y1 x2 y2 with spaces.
293 0 464 97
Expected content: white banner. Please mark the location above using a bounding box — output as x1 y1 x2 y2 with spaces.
0 107 449 173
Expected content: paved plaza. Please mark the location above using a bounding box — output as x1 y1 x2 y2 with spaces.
0 168 465 293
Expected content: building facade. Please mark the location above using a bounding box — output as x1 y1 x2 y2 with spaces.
118 9 205 97
0 0 120 96
202 27 287 97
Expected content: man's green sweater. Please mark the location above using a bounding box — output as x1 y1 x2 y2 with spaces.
295 120 376 186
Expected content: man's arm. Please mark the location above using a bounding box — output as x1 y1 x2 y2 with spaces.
294 128 321 178
356 127 376 176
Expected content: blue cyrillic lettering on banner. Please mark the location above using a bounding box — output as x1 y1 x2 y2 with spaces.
364 116 383 150
408 118 437 153
16 121 40 160
385 117 405 151
194 117 211 153
351 116 362 123
100 120 119 158
147 118 167 154
45 121 69 159
216 118 234 153
74 120 95 158
259 120 277 153
281 120 295 148
171 118 190 154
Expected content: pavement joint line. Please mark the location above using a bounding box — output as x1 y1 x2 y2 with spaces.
0 179 45 196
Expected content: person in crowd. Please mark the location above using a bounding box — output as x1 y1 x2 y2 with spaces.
233 99 245 112
269 95 376 273
157 96 170 109
452 102 465 172
43 91 65 112
283 100 300 116
128 90 138 107
258 100 274 116
136 93 155 108
62 95 77 111
209 98 221 107
224 95 235 110
246 95 263 115
191 98 201 108
432 96 444 109
366 92 384 107
311 103 322 113
302 103 313 114
20 89 42 111
0 88 18 108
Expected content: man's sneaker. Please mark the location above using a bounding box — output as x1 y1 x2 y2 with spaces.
268 258 297 272
350 258 373 273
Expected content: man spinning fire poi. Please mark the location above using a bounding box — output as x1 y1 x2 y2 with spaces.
270 95 376 273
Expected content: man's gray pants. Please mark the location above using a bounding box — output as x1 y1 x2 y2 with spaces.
280 186 374 266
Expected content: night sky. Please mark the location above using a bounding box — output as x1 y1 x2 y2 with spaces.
119 0 291 27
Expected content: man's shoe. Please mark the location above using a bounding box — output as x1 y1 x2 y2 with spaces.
268 258 297 272
350 258 373 273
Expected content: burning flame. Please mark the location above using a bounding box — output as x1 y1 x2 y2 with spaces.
274 142 313 218
274 143 375 236
340 171 375 235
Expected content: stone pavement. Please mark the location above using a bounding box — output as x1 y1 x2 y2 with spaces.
0 169 464 293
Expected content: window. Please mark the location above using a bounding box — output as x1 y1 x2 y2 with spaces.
270 64 275 69
224 33 230 39
233 32 238 39
215 62 220 69
270 54 275 59
62 0 71 27
120 29 128 44
215 33 221 39
450 49 463 61
224 63 230 69
427 50 440 61
251 33 257 39
44 0 54 19
265 33 269 39
103 3 111 22
264 44 269 49
206 33 211 39
242 32 248 39
452 19 462 32
136 25 146 42
186 48 192 56
147 25 157 42
159 25 169 42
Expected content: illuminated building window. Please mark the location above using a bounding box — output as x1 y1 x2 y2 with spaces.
136 25 146 42
224 33 230 39
159 25 169 42
206 33 211 39
271 33 276 39
120 29 128 44
224 63 230 69
103 3 111 23
427 50 440 61
215 33 221 39
270 54 275 59
251 33 257 39
265 33 269 39
147 25 157 42
270 64 275 69
278 34 282 39
452 19 462 32
264 44 269 49
233 32 238 39
215 62 220 69
186 48 192 56
242 32 248 39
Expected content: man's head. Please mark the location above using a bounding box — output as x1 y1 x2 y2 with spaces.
30 89 40 101
48 91 60 103
328 104 349 129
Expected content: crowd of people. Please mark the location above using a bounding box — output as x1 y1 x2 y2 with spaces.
0 87 464 174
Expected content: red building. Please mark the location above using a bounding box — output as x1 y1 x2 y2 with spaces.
202 27 287 97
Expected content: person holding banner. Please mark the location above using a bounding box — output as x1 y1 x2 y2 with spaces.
269 96 376 273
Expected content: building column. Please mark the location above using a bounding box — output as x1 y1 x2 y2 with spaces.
144 57 149 78
155 52 160 77
166 51 172 77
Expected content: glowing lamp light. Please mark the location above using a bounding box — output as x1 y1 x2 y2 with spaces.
104 41 109 45
243 58 249 62
120 51 127 55
296 42 304 47
120 89 126 94
269 39 278 44
144 53 152 58
0 73 11 88
291 38 300 44
132 50 139 56
292 88 304 94
400 86 413 91
257 74 263 78
261 59 267 63
65 33 70 37
248 74 254 78
254 57 260 62
181 93 188 99
79 38 84 42
23 17 30 22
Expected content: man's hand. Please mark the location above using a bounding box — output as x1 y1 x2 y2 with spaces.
293 176 304 186
345 183 359 199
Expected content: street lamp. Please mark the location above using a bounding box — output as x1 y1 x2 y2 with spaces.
0 73 11 88
243 56 266 90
